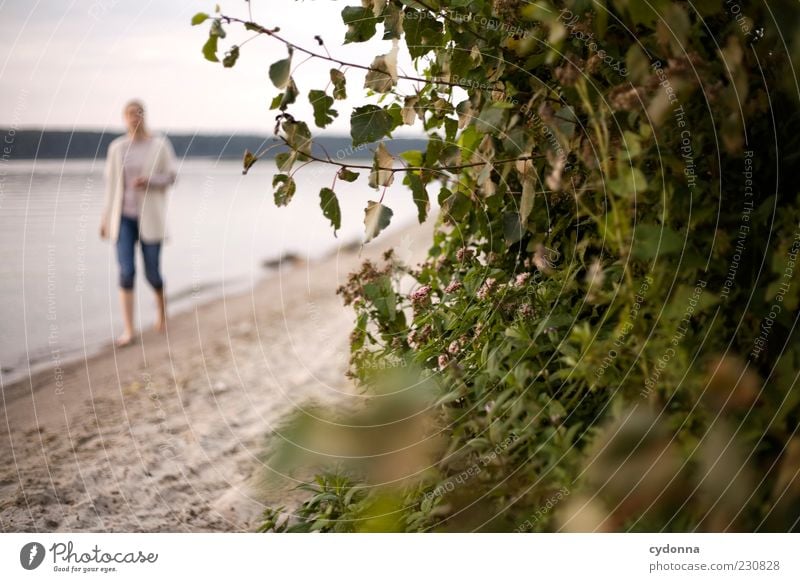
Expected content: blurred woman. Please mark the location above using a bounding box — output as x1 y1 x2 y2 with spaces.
100 100 177 346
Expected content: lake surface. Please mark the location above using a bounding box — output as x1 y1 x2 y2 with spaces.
0 158 429 386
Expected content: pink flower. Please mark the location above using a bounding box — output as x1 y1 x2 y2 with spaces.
477 277 497 300
410 285 432 304
408 323 433 348
445 280 463 293
514 272 531 287
456 247 474 262
437 354 450 370
518 303 535 318
419 323 432 342
407 329 419 349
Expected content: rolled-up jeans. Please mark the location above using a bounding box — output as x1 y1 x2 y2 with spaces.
116 215 163 290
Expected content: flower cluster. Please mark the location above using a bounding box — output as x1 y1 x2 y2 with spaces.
517 303 536 318
410 284 432 305
406 323 432 350
456 247 474 262
513 272 531 287
336 259 392 305
445 280 463 293
609 86 642 112
476 277 498 300
447 335 469 356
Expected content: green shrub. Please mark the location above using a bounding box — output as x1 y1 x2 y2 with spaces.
201 0 800 531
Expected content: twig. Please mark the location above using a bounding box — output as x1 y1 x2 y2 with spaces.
219 14 488 91
273 135 545 175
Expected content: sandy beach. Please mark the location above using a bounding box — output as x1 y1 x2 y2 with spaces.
0 218 434 532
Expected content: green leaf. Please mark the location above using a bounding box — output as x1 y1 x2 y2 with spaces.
385 102 404 128
308 90 338 128
275 152 296 173
626 44 650 84
616 0 671 28
424 135 445 168
342 6 379 43
319 187 342 236
609 165 648 197
631 224 684 260
364 201 393 242
191 12 210 26
458 125 482 158
269 53 293 89
444 117 459 143
242 149 257 174
439 144 461 167
282 119 313 158
382 2 403 40
503 212 525 245
400 150 423 167
535 314 573 336
350 105 393 147
209 19 226 38
621 131 643 160
404 9 443 58
202 34 219 62
405 173 429 223
363 276 396 322
279 77 298 110
337 167 359 182
273 174 296 207
330 69 347 100
440 188 471 223
475 105 505 133
222 45 239 68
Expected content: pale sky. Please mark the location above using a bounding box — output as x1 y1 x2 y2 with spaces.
0 0 420 135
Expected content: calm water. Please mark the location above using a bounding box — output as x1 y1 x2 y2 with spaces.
0 158 427 385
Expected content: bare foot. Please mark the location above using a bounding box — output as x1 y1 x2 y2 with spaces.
154 318 167 334
115 332 135 347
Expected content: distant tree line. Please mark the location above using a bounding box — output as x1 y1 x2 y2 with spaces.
0 129 424 160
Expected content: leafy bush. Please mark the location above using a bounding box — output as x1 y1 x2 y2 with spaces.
257 474 366 533
199 0 800 531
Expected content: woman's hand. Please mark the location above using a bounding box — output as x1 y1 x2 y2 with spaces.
99 219 108 240
134 174 175 189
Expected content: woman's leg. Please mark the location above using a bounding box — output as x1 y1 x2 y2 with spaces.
141 240 166 332
116 216 137 346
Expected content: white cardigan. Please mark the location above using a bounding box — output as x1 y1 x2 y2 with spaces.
102 133 177 243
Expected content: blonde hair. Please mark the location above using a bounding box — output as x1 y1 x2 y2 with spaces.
124 99 145 114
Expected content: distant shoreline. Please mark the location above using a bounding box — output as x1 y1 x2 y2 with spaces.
0 129 426 160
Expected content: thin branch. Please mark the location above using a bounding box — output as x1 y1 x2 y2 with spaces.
274 135 545 175
253 141 284 160
219 14 485 91
289 159 316 180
